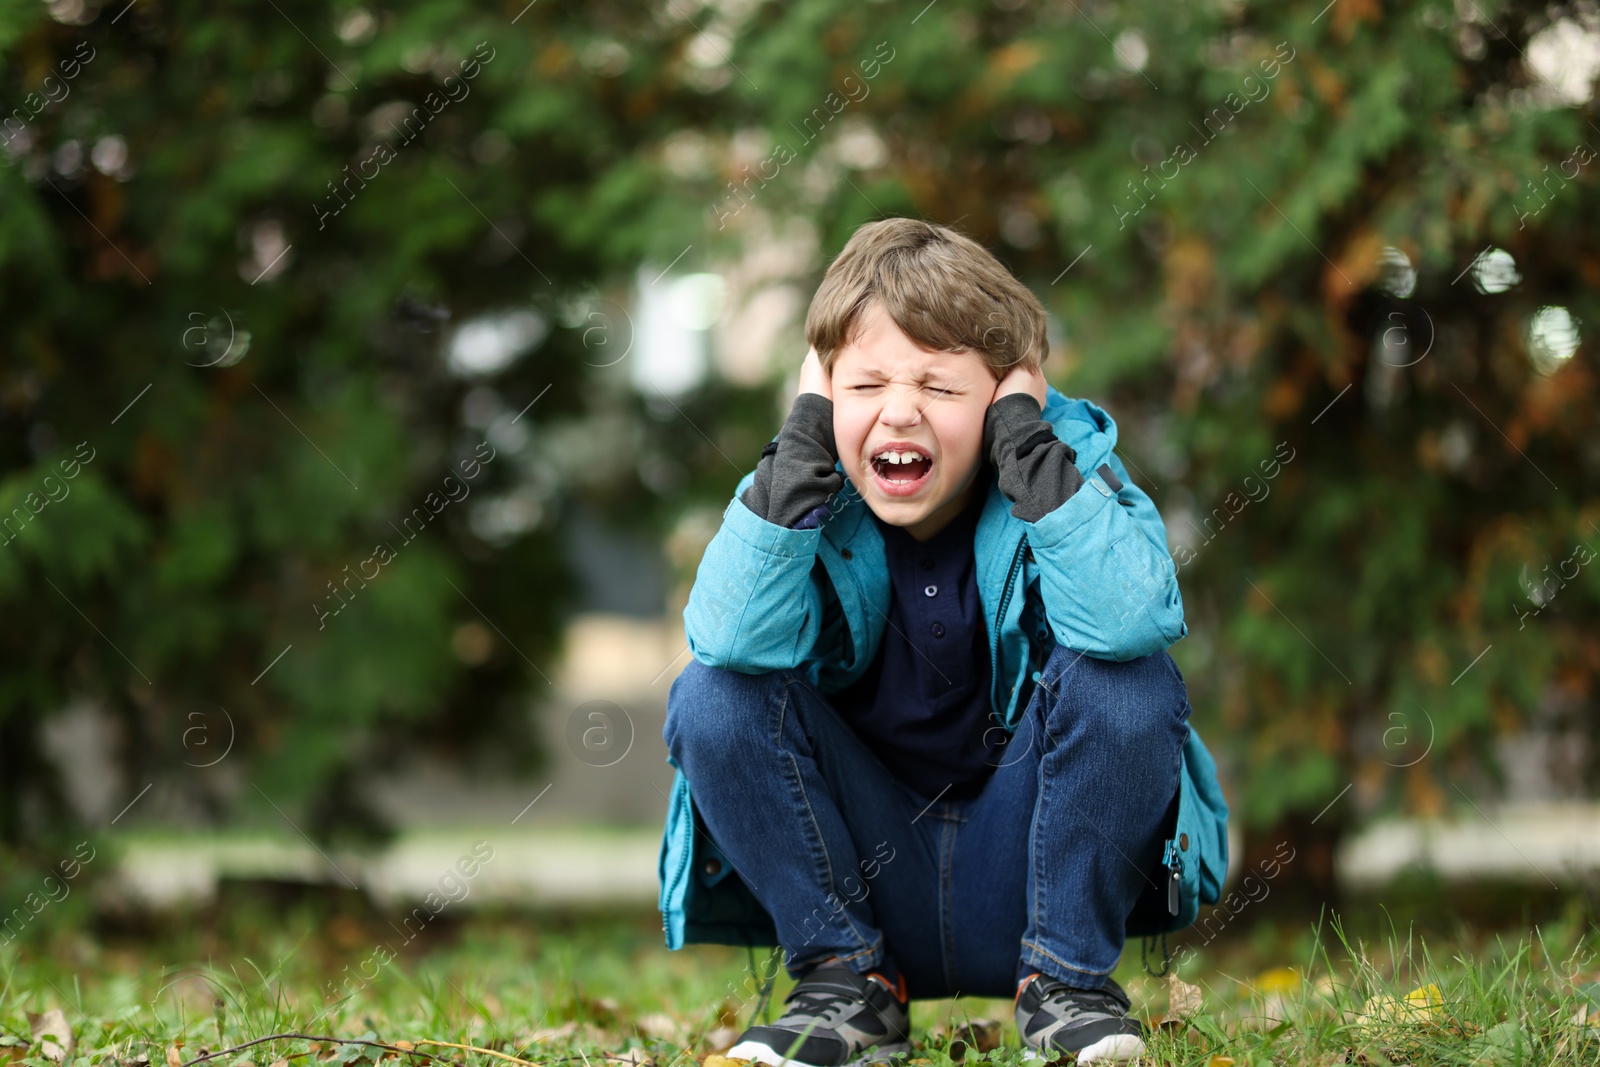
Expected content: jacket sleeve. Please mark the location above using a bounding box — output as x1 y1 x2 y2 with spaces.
683 499 828 672
985 395 1186 661
985 393 1085 522
740 393 843 529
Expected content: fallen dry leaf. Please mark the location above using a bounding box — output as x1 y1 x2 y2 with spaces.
703 1056 751 1067
523 1020 577 1043
1252 967 1300 995
634 1014 683 1042
167 1046 183 1067
925 1018 1003 1058
1357 982 1443 1026
1552 1004 1600 1060
1164 973 1203 1023
958 1018 1004 1054
703 1026 740 1052
27 1010 74 1064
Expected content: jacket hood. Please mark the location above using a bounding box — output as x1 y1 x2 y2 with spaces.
1043 383 1119 454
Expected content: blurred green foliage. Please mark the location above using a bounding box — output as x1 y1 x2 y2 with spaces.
0 0 765 845
1 0 1597 879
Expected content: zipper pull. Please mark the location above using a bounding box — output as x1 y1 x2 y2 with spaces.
1165 843 1181 917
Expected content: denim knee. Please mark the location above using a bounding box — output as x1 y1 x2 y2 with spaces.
663 657 786 771
1039 645 1188 755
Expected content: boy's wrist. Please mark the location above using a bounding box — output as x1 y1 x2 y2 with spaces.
983 393 1049 464
786 391 837 455
739 392 843 528
985 393 1083 523
987 389 1042 424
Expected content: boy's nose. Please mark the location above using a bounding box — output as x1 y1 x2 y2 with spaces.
878 386 926 425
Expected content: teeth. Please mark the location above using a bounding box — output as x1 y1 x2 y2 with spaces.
875 450 927 464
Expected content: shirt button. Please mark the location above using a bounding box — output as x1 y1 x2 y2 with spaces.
924 584 938 597
931 622 945 638
920 558 935 571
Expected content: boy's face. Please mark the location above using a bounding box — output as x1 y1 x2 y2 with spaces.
830 304 997 542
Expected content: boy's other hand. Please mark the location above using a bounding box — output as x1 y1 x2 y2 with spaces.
797 346 832 403
992 357 1047 410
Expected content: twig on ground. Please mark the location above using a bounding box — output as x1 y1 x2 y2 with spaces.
174 1033 485 1067
411 1040 541 1067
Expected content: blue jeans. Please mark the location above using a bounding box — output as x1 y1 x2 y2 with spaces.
662 643 1192 1000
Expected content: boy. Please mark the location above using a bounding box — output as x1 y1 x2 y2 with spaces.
658 218 1226 1065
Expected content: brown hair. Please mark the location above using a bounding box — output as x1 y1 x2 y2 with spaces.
804 217 1047 380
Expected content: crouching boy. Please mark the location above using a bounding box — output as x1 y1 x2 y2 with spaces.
657 218 1229 1065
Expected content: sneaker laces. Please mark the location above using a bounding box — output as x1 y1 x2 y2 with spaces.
782 985 859 1020
1031 975 1132 1020
775 966 902 1033
1054 985 1127 1015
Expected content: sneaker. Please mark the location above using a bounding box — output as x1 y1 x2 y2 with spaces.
726 958 911 1067
1014 972 1145 1063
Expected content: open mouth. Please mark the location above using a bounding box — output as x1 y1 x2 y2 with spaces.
869 444 934 495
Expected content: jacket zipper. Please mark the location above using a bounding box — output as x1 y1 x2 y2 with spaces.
988 536 1029 723
664 776 693 932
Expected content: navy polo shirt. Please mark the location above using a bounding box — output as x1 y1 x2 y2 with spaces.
830 463 1003 803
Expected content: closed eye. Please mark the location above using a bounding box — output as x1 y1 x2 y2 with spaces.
848 384 960 395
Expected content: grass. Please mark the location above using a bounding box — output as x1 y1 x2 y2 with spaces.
1 891 1597 1067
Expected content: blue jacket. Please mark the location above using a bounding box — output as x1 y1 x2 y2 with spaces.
658 383 1229 949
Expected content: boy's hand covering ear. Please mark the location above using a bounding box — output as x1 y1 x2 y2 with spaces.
740 348 841 528
991 357 1048 409
984 392 1084 523
797 346 832 402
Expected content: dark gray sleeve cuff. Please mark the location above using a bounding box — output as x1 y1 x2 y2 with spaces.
740 392 844 528
984 392 1084 523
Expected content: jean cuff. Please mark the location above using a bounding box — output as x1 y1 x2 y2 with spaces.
786 939 882 979
1019 940 1111 990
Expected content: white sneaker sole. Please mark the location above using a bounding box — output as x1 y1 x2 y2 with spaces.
726 1039 913 1067
1021 1033 1145 1063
